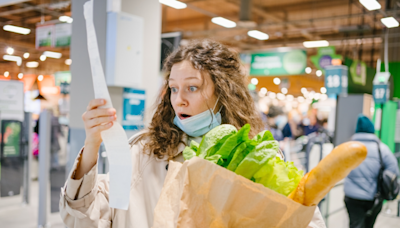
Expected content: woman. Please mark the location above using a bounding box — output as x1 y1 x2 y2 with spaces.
344 114 399 228
60 40 325 227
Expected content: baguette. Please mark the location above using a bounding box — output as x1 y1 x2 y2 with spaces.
288 141 367 206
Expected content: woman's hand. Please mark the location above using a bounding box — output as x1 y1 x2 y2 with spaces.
75 99 116 179
82 99 116 147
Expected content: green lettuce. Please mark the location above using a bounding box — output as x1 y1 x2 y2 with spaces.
253 157 304 196
234 140 279 179
197 124 237 158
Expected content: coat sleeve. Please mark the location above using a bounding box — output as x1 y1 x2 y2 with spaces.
381 143 399 175
307 207 326 228
59 148 113 228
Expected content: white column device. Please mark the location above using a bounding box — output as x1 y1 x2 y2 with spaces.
106 11 144 88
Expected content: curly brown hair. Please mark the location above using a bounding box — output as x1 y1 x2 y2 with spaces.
138 40 263 159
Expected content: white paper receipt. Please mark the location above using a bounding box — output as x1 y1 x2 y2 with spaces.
84 0 132 210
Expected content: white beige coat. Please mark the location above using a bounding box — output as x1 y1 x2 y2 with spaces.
59 133 326 228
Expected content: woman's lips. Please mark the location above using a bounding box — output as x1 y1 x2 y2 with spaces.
179 113 192 120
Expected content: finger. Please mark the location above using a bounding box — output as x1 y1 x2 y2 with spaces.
89 121 113 132
86 108 116 120
87 99 106 111
86 116 116 128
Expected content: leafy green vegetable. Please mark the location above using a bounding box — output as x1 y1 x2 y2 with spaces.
215 124 251 160
254 157 304 196
234 140 279 179
226 142 254 171
183 146 196 160
253 130 274 143
182 123 304 196
197 124 237 158
205 154 223 165
190 140 199 152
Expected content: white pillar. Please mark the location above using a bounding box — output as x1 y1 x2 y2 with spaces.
68 0 161 173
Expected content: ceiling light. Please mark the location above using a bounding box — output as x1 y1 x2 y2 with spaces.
305 67 312 74
18 73 23 79
159 0 187 9
301 87 308 94
314 93 321 100
303 40 329 48
320 87 327 94
258 91 265 98
381 17 399 28
298 96 305 103
359 0 381 11
247 30 269 40
260 87 267 94
6 47 14 55
40 55 47 61
251 78 258 85
43 51 62 59
26 61 39 68
23 52 29 58
273 77 281 85
38 75 44 81
269 92 276 99
281 88 288 94
3 25 31 35
211 17 236 28
3 55 22 66
4 71 9 77
59 15 73 23
65 59 72 65
316 70 322 77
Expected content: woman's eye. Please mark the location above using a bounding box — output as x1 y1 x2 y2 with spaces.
189 86 198 92
170 87 178 93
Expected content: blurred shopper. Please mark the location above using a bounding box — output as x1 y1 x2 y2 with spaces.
59 40 325 227
344 114 399 228
265 106 284 141
300 110 320 136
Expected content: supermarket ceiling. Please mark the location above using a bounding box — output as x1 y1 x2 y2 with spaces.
0 0 398 74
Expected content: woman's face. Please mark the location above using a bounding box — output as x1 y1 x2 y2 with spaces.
169 60 218 120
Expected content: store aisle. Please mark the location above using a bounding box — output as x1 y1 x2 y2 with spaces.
0 180 64 228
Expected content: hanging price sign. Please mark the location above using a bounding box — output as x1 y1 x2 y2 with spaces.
325 65 348 95
373 84 389 104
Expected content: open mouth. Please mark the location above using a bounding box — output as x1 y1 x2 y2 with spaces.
179 113 192 120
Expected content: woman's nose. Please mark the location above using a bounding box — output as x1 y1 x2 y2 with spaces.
175 91 187 107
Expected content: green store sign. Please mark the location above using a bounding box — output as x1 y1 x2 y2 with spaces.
249 49 307 76
310 46 342 71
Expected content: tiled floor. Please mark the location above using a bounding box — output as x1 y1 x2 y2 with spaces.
0 180 399 227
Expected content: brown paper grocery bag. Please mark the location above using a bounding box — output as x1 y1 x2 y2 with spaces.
153 157 316 228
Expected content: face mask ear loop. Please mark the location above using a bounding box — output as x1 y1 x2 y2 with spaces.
212 96 220 112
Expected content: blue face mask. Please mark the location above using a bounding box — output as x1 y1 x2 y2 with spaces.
173 98 222 137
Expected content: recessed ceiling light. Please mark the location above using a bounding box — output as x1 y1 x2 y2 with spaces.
43 51 62 59
247 30 269 40
303 40 329 48
316 70 322 77
26 61 39 68
59 16 73 23
159 0 187 9
38 75 44 81
359 0 381 11
18 73 23 79
65 59 72 65
23 53 30 58
251 78 259 85
3 55 22 66
3 25 31 35
211 17 236 28
273 77 281 85
6 47 14 55
381 17 399 28
40 55 47 61
4 71 9 77
305 67 312 74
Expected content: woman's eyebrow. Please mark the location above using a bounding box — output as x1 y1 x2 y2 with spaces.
168 76 200 81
